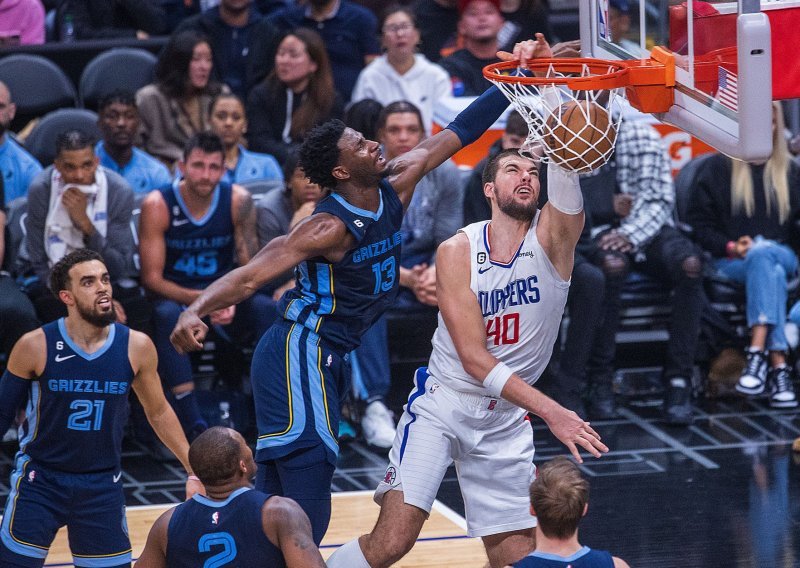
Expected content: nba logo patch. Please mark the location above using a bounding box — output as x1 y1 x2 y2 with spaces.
383 466 397 485
477 252 487 264
212 512 219 525
326 354 333 367
27 470 36 483
487 399 498 411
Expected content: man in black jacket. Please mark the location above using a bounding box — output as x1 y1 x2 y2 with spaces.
177 0 282 99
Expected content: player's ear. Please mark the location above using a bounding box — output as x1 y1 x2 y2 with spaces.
483 181 494 200
58 290 75 306
529 504 536 517
239 459 248 475
332 164 350 182
582 503 588 518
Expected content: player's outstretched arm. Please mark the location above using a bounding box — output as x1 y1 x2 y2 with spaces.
129 331 203 498
0 330 44 435
262 496 326 568
134 507 174 568
436 235 607 463
388 35 552 208
537 164 586 280
170 213 354 353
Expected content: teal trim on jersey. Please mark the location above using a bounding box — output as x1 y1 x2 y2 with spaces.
1 453 48 559
72 549 133 567
305 333 338 456
331 190 384 221
57 319 117 361
256 325 307 451
284 264 320 330
192 487 252 508
18 383 40 449
531 546 591 562
172 178 221 226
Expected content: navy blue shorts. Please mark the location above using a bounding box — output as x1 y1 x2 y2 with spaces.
251 320 348 467
0 454 131 568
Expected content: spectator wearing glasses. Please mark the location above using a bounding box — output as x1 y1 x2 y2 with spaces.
351 5 452 135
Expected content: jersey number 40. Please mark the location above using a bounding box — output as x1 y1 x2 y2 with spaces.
485 313 520 346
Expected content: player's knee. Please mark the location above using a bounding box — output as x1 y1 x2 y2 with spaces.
680 255 703 279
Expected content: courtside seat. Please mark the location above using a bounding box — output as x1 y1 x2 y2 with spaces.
79 48 157 110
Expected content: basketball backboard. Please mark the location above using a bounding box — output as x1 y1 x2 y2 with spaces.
580 0 798 162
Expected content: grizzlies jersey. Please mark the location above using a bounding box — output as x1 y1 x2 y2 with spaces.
21 319 133 473
428 215 570 394
514 547 614 567
278 179 403 354
160 180 235 289
166 487 284 568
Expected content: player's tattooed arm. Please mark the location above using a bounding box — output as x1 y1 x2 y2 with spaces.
232 185 260 263
263 497 326 567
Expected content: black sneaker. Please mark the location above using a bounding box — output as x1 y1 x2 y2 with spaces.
664 377 693 425
737 349 768 395
767 366 798 408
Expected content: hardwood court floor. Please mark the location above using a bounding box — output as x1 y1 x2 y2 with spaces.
37 492 488 567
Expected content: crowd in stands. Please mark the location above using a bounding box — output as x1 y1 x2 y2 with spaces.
1 0 799 458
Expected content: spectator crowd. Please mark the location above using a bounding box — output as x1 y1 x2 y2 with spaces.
0 0 799 460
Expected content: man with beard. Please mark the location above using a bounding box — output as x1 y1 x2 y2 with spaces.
139 132 269 441
136 427 326 568
326 150 608 568
0 80 42 205
170 34 572 548
95 90 171 195
0 249 201 568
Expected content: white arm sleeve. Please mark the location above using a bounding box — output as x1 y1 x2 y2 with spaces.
546 162 583 215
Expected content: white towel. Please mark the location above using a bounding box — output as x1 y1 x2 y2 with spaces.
44 168 109 267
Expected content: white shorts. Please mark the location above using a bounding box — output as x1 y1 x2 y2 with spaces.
374 368 537 538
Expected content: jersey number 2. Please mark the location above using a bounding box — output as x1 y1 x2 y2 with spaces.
199 532 237 568
486 313 520 346
371 257 396 294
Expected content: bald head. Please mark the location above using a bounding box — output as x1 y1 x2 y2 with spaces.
0 81 14 137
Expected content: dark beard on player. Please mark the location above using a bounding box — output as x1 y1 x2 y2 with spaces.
496 193 536 222
77 302 117 328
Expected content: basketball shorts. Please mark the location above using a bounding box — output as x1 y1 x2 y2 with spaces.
0 453 131 568
374 368 537 538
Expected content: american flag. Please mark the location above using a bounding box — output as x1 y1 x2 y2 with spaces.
717 66 738 112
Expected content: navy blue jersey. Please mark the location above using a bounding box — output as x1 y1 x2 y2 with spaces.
514 547 615 567
160 180 235 289
21 319 133 473
278 180 403 354
166 487 284 568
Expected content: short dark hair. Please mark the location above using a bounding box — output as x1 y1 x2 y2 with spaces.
376 100 424 133
55 129 95 157
529 457 589 540
482 148 531 186
344 98 384 142
97 90 137 114
209 92 245 117
49 249 105 294
299 119 346 190
156 30 220 99
380 4 417 32
183 131 224 162
188 427 243 487
505 110 529 138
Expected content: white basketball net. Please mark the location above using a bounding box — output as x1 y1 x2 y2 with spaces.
488 62 626 173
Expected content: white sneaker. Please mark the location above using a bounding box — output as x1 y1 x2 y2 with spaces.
361 401 396 449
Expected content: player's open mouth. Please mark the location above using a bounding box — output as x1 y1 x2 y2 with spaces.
515 185 532 195
97 296 111 307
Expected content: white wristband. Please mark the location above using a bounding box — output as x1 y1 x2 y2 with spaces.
546 162 583 215
483 362 513 397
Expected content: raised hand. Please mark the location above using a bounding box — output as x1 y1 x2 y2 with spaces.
498 32 553 69
170 310 208 354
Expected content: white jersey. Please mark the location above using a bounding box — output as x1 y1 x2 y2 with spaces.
427 213 570 394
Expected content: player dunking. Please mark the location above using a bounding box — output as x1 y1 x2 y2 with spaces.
136 427 325 568
327 150 608 568
0 249 200 568
170 35 554 546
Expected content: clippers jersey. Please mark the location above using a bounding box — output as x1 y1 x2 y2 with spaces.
166 487 285 568
21 319 133 473
278 179 404 354
160 180 235 289
514 547 614 567
428 215 570 394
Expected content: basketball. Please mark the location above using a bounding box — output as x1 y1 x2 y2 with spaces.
545 100 616 173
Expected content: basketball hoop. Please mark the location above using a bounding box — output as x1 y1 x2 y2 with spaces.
483 50 675 173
